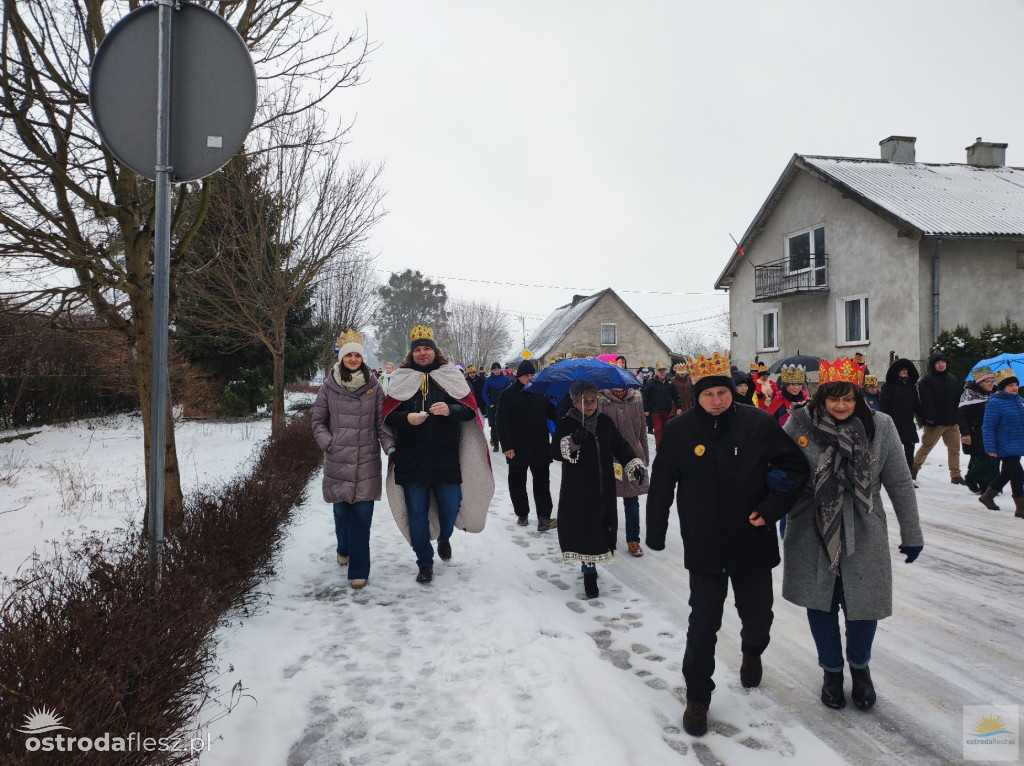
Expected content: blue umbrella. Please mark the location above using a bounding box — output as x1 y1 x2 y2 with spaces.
966 352 1024 381
524 358 640 399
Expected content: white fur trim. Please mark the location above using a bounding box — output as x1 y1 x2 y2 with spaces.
624 457 645 481
559 435 579 463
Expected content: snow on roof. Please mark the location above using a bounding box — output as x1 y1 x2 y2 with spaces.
802 156 1024 237
525 291 605 360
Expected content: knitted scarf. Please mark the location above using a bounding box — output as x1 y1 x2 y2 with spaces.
333 365 367 392
797 407 872 574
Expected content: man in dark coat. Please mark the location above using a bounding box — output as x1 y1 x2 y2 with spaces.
482 362 511 451
913 352 966 484
497 359 557 530
642 362 682 448
880 358 922 475
645 352 809 737
468 365 487 419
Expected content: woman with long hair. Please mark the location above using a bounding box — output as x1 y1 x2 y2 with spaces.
781 358 923 711
312 330 393 589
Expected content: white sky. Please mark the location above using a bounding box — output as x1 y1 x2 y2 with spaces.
329 0 1024 348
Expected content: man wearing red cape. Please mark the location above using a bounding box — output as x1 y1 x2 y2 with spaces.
382 324 493 584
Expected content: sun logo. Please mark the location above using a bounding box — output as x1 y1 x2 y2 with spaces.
16 706 72 734
971 713 1011 737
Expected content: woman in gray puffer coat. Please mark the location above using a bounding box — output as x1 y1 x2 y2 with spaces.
782 369 923 713
312 331 394 589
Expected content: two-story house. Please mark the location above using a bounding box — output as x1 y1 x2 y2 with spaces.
715 136 1024 370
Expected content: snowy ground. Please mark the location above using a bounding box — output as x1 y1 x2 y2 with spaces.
2 412 1022 765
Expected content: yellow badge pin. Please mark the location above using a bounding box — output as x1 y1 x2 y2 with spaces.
797 435 809 448
694 444 706 457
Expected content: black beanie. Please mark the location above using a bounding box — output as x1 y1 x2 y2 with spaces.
490 362 502 371
692 374 735 398
997 375 1019 390
516 359 536 377
410 337 438 353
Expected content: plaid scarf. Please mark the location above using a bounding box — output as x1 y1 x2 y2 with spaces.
798 407 872 573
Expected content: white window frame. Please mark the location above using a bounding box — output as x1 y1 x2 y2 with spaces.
783 224 826 276
600 323 617 346
836 294 870 346
757 309 779 353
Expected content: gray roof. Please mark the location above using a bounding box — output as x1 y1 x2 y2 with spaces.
802 156 1024 237
525 291 605 360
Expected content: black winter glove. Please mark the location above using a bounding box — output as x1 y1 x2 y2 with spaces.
572 427 592 444
898 544 923 563
630 466 646 485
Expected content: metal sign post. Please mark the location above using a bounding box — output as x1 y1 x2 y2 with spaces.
90 1 258 585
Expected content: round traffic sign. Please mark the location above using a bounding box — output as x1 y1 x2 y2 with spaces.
90 2 257 182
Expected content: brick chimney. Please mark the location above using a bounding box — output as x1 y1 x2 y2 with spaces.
966 137 1007 167
879 136 916 163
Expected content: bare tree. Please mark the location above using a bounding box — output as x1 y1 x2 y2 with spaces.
180 110 385 436
0 0 371 526
312 251 382 373
442 299 513 369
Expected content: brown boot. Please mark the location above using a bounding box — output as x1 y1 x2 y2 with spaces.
979 487 1000 511
682 701 709 737
1014 496 1024 519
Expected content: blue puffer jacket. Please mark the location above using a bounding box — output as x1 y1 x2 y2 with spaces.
982 390 1024 458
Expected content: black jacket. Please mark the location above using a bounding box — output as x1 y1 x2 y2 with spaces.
917 353 962 426
471 374 487 412
956 382 991 455
880 359 922 444
642 375 682 413
384 371 475 485
645 403 809 575
496 380 556 465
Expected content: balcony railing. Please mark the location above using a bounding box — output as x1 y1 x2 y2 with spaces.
753 255 829 301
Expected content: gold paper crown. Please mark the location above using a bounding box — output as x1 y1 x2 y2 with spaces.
818 357 865 386
994 367 1018 384
971 366 994 382
864 374 879 387
749 362 759 373
409 324 435 342
854 352 866 365
779 364 806 384
466 365 476 373
687 351 731 382
336 328 364 347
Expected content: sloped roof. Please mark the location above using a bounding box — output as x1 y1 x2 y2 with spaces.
525 291 605 360
715 154 1024 288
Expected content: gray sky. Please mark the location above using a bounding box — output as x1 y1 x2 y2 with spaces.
331 0 1024 350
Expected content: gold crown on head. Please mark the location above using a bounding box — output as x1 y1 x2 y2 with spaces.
864 374 879 387
336 328 364 348
854 352 866 365
818 357 865 386
687 351 731 382
409 324 435 342
779 364 806 384
994 367 1017 384
971 366 994 382
749 362 759 373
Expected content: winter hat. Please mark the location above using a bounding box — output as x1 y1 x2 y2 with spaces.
515 359 536 377
688 351 735 397
994 368 1019 389
336 329 365 359
490 362 502 371
655 361 668 371
409 324 438 352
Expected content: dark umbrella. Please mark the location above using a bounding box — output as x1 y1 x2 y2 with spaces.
524 358 640 399
768 354 821 374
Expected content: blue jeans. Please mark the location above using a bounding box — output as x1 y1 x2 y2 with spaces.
806 577 878 671
622 496 640 543
333 500 374 580
402 483 462 568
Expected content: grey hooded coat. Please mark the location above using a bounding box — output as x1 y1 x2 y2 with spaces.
312 367 394 504
781 408 923 621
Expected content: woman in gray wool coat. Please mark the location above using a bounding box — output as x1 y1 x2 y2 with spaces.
312 330 394 590
781 361 924 712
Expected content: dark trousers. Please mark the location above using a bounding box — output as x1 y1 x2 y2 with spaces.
508 461 553 520
966 453 1000 490
990 456 1024 496
486 406 498 445
805 576 877 671
902 442 915 473
683 569 774 704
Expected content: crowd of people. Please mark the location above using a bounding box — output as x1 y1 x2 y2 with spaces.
312 327 1022 738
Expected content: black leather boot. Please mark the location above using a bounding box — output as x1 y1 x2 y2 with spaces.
850 665 876 710
821 670 846 709
583 572 599 599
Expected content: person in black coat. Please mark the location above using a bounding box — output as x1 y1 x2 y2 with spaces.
731 370 756 407
880 358 922 474
497 360 557 530
551 380 644 600
645 355 809 737
913 352 966 484
642 363 682 448
957 367 1000 493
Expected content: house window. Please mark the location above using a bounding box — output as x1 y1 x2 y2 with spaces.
757 309 779 352
836 295 869 345
600 323 617 346
785 225 825 274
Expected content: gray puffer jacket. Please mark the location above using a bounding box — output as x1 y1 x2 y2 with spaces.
312 367 394 504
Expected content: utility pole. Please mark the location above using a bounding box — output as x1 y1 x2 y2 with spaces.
520 315 526 349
